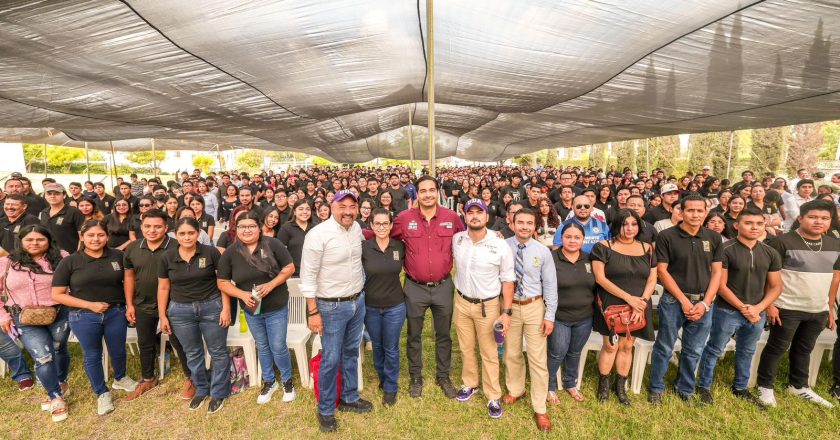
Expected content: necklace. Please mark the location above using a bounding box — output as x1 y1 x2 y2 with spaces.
796 230 823 252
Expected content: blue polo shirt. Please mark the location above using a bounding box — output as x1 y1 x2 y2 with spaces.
553 216 610 253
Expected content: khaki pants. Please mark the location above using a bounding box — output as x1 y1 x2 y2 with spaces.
454 295 502 400
504 298 548 414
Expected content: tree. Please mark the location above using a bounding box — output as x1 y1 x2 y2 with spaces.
646 135 681 174
23 144 85 172
192 155 215 174
688 131 732 177
543 148 559 169
588 143 608 169
786 123 822 175
235 150 265 172
750 126 788 174
613 141 636 171
126 151 165 167
512 154 535 167
818 120 840 160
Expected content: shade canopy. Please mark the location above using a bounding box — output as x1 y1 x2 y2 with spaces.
1 0 838 163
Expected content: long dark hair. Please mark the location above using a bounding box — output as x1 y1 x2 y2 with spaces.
78 219 109 252
609 208 642 243
9 225 64 274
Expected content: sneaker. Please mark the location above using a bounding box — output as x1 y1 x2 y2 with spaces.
318 413 338 432
829 383 840 401
697 388 714 405
124 378 158 402
408 377 423 398
18 378 35 391
732 388 766 410
436 377 457 399
189 395 208 411
383 392 397 406
757 387 777 408
112 376 139 392
338 398 373 413
675 389 694 402
282 379 296 402
648 391 663 405
207 398 225 414
487 399 503 419
97 392 115 416
456 385 479 402
180 379 196 400
257 381 278 405
787 386 834 408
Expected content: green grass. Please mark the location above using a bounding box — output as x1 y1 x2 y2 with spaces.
2 314 838 440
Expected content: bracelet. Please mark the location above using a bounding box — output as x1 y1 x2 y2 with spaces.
307 309 320 317
700 302 711 312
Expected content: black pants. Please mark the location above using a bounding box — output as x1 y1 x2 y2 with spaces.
135 309 191 380
404 277 454 380
833 318 840 385
757 308 828 389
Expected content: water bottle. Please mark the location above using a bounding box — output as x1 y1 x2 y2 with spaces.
239 309 248 333
251 284 262 315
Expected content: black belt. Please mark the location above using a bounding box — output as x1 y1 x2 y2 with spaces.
407 275 450 288
672 292 705 302
457 290 499 318
317 291 362 303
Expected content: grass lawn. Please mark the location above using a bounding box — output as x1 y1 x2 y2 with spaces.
2 314 839 440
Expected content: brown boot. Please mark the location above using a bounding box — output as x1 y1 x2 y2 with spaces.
124 378 158 401
180 379 196 400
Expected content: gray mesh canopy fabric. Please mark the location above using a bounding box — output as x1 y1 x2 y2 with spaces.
0 0 838 163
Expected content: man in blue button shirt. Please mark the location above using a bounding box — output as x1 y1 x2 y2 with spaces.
553 195 610 253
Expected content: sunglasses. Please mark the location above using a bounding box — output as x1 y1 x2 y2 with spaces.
139 204 152 208
575 204 591 209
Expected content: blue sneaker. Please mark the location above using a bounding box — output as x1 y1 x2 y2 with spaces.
487 399 503 418
456 385 479 402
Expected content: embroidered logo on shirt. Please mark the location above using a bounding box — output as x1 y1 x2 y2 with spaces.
198 257 207 268
408 220 418 231
592 226 599 233
440 222 453 229
585 263 592 273
111 261 120 271
202 221 207 227
13 225 20 233
702 240 710 252
532 256 541 267
260 249 266 258
393 251 399 261
56 217 64 225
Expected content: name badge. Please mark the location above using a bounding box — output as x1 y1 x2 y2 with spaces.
56 217 64 225
198 257 207 269
440 222 453 229
393 251 400 261
111 261 120 271
408 220 418 231
702 241 710 252
532 256 541 268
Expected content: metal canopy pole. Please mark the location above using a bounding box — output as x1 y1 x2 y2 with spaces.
408 104 415 170
151 138 158 178
426 0 436 177
726 131 735 180
84 142 91 182
43 144 48 177
215 144 224 171
109 141 117 190
645 138 650 173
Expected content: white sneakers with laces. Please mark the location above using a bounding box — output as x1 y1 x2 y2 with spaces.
757 387 777 408
112 376 139 392
787 386 834 408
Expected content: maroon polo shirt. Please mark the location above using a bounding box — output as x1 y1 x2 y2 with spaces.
391 206 465 283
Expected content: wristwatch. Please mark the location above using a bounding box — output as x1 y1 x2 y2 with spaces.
502 308 513 316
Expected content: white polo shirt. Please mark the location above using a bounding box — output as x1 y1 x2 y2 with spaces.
453 228 516 300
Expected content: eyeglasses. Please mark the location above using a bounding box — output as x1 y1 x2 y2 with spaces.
575 204 591 209
236 224 259 231
373 222 391 228
138 204 152 208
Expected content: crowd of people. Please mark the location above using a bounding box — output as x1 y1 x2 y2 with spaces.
0 162 839 433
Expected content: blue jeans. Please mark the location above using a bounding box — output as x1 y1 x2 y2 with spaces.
14 306 71 399
244 306 293 385
547 317 593 391
698 307 766 391
0 327 32 383
317 293 365 416
364 302 405 393
168 296 230 399
68 305 128 395
649 293 713 394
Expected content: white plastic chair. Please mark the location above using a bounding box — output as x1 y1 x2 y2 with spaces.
310 334 364 392
213 315 261 388
808 328 837 388
286 278 313 388
748 330 770 388
0 358 6 377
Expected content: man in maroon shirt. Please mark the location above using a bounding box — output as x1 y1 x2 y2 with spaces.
392 175 465 399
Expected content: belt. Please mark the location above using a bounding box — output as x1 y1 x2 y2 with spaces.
512 296 542 306
456 290 498 304
407 275 450 288
317 291 362 303
681 293 705 302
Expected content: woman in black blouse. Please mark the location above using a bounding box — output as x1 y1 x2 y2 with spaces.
547 222 595 404
277 200 313 276
189 195 215 239
104 199 133 250
361 208 405 406
158 217 230 414
590 209 657 405
52 220 137 416
218 184 241 225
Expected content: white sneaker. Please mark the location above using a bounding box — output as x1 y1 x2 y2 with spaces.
257 381 278 405
97 392 115 416
787 386 835 408
282 379 296 402
757 387 777 408
112 376 138 392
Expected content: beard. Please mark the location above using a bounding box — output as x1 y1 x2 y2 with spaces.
467 224 485 231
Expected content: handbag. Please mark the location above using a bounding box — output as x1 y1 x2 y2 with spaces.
2 261 57 326
598 240 650 338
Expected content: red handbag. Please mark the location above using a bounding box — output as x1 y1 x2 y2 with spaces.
599 296 646 338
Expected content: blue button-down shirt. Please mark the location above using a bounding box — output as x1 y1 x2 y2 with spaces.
506 236 558 321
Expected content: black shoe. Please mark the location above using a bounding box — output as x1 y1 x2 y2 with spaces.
830 384 840 401
338 398 373 413
613 375 631 406
676 391 694 402
648 391 663 405
188 395 207 411
378 380 384 391
597 374 611 402
698 388 713 405
409 377 423 398
732 388 766 410
383 392 397 406
207 398 225 414
318 413 338 433
436 377 457 399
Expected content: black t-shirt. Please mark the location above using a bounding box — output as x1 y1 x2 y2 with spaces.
158 243 222 303
643 205 672 224
655 226 724 296
0 213 40 251
637 220 658 245
278 221 311 276
715 239 782 311
123 236 177 314
217 238 294 314
52 248 125 306
490 218 515 239
216 233 232 249
96 194 116 215
39 205 85 253
387 187 410 213
503 185 527 203
197 213 216 234
104 214 132 248
361 238 405 308
552 250 595 322
25 194 47 217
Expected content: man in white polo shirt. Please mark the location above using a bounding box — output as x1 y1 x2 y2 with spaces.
452 198 515 419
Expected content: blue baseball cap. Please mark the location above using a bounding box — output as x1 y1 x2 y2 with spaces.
464 198 487 212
